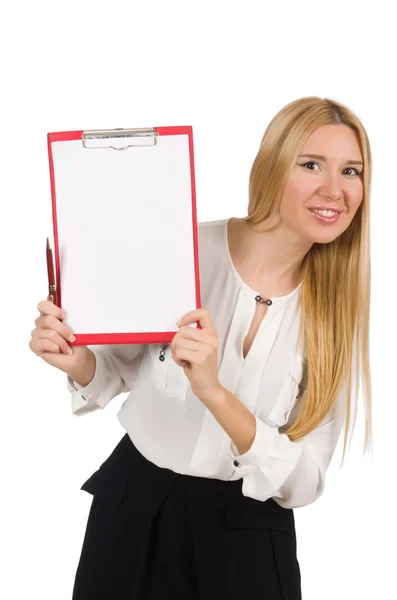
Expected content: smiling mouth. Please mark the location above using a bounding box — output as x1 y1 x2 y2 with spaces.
308 208 343 214
308 208 342 223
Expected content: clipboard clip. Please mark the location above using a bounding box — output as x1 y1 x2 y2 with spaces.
82 128 158 151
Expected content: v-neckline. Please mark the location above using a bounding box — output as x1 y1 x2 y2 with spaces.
241 301 270 361
223 216 302 365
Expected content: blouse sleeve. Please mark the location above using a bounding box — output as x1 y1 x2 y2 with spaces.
227 381 349 509
67 344 146 416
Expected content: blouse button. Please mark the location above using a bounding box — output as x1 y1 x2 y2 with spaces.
233 460 240 467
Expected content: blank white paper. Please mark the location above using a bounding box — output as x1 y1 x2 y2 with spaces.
50 131 198 341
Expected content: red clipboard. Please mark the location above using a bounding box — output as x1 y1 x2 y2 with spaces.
47 125 201 346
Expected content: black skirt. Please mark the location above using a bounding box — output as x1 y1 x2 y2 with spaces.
72 433 302 600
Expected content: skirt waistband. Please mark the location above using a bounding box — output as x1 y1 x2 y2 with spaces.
80 433 295 533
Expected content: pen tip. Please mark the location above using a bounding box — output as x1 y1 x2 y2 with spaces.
46 237 50 250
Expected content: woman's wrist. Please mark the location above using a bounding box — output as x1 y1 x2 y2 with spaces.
67 347 96 388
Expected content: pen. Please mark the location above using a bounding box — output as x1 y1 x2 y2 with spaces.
46 237 58 305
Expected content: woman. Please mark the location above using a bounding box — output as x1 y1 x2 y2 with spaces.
30 95 372 599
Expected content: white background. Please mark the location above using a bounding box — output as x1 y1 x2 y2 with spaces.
2 1 393 598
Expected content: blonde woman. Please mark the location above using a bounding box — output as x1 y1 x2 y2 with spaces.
30 96 372 599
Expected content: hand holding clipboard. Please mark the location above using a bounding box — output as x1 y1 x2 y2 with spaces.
27 237 92 373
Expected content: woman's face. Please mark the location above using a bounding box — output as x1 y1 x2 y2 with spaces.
280 124 364 244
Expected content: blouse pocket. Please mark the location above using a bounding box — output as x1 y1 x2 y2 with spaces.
267 351 305 427
148 343 189 401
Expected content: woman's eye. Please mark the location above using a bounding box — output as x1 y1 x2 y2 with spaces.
300 162 361 176
344 167 361 176
301 161 319 170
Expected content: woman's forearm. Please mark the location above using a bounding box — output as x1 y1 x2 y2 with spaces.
67 348 96 388
200 384 257 455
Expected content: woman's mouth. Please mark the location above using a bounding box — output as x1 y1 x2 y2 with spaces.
308 208 342 224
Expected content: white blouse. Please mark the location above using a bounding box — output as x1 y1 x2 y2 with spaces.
67 217 347 509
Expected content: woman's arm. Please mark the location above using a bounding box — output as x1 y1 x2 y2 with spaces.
202 382 347 509
67 347 96 388
67 343 146 416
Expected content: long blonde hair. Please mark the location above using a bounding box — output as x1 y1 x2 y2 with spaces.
247 96 372 463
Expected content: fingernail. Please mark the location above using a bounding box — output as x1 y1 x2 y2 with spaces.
176 319 181 327
62 312 68 320
67 348 73 354
69 334 76 342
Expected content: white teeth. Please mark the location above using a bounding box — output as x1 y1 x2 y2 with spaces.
312 209 338 217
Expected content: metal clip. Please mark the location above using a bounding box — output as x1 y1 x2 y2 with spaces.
81 127 158 150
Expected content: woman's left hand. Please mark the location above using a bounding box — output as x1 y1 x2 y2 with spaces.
170 308 222 402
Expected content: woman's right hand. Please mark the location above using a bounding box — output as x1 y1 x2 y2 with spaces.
29 298 89 373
